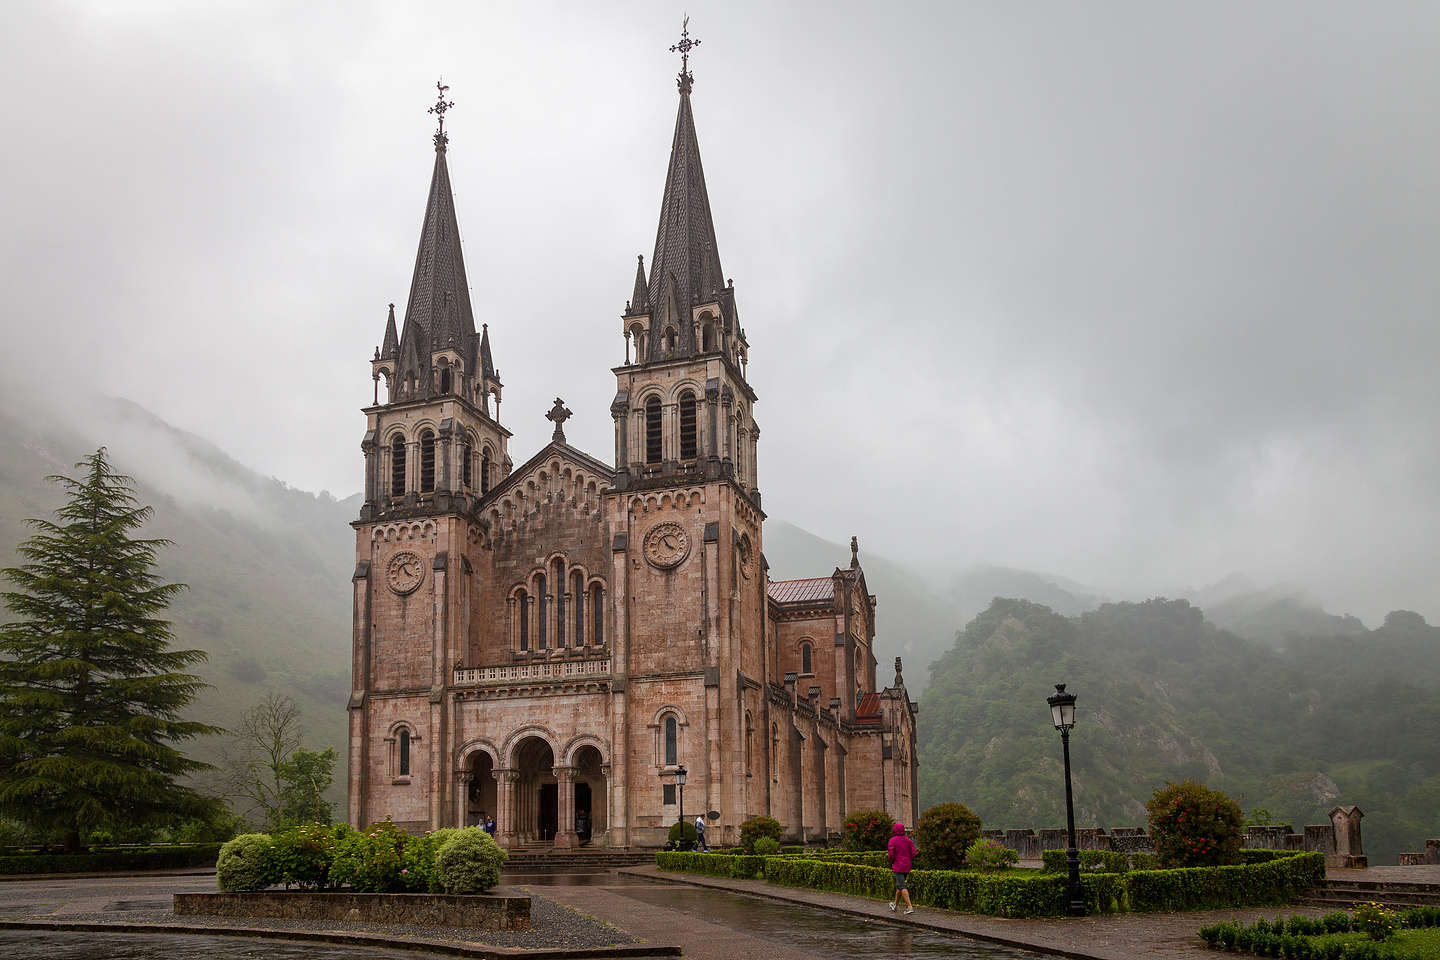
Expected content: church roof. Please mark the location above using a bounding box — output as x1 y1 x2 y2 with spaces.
856 692 883 722
643 78 726 352
380 303 399 359
393 134 480 390
768 577 835 604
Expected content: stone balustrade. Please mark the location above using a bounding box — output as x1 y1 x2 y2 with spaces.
453 657 611 686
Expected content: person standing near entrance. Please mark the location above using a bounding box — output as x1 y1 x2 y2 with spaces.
484 814 496 837
694 814 709 852
887 822 917 914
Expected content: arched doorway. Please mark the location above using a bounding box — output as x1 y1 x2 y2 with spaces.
464 751 495 828
572 744 607 846
513 736 556 844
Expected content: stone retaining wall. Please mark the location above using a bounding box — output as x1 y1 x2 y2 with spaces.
986 805 1366 868
173 891 530 930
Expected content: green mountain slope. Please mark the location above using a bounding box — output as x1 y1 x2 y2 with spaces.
0 399 356 812
919 598 1440 864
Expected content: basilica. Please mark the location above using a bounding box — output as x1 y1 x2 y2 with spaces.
347 45 918 848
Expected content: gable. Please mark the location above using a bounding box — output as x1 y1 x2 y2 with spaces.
481 442 614 539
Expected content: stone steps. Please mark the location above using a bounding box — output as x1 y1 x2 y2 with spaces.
1300 880 1440 909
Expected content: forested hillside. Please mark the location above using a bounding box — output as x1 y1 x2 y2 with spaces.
919 598 1440 864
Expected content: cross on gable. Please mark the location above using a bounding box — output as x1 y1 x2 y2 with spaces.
546 397 573 443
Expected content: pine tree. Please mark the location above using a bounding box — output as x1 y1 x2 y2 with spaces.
0 448 218 852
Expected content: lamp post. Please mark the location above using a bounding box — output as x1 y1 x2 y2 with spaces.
675 764 688 850
1047 683 1084 917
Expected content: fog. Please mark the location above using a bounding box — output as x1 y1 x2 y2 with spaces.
2 1 1437 624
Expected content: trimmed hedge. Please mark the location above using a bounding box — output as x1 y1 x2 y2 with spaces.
0 843 222 875
657 848 1325 918
783 850 891 868
1041 849 1160 873
1199 907 1440 957
656 850 765 879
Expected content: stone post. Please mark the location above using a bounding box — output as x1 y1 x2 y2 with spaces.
455 770 473 827
1330 805 1366 868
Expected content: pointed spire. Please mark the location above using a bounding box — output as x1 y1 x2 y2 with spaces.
380 303 399 359
480 323 495 381
395 82 479 395
646 58 725 350
628 254 650 314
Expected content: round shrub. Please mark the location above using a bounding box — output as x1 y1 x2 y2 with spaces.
842 809 894 851
667 820 698 849
216 833 273 892
739 816 782 853
435 827 507 893
913 802 982 869
964 837 1017 872
331 819 408 892
1145 780 1243 867
752 836 781 856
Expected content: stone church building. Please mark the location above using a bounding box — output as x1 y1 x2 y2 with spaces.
347 56 918 848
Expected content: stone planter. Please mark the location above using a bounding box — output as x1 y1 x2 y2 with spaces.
174 890 530 930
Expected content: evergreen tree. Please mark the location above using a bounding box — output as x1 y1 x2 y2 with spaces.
0 448 218 852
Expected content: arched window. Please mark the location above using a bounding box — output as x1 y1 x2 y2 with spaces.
481 447 492 495
745 711 754 779
801 642 813 675
645 396 662 465
664 715 678 766
572 570 585 645
390 435 406 497
702 324 715 352
518 589 529 650
553 559 566 648
419 429 436 493
461 435 473 489
398 728 411 777
679 390 697 461
591 583 604 645
536 574 548 649
439 368 452 393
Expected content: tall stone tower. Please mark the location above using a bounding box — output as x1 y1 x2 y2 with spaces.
603 32 770 841
349 85 512 830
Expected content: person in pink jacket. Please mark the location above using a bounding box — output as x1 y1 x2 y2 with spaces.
887 822 918 914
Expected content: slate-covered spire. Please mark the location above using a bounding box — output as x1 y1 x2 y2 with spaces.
394 82 479 394
480 322 496 381
646 50 726 352
628 255 650 314
380 303 400 360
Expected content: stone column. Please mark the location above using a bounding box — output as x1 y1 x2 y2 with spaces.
349 561 373 828
554 766 577 848
407 441 421 494
494 769 519 847
1330 805 1366 867
455 770 473 827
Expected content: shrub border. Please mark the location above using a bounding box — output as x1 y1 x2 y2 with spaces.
0 844 222 875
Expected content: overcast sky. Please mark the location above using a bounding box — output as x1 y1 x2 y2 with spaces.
2 1 1438 623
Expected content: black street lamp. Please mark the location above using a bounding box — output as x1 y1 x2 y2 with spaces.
675 764 688 850
1047 683 1084 917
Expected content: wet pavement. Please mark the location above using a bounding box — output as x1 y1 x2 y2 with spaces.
0 930 457 960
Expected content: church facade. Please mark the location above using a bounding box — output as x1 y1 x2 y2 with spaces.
347 59 918 848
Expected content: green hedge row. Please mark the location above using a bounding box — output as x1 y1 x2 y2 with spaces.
1040 849 1160 873
656 851 766 879
783 850 891 868
1039 848 1296 874
1200 906 1440 957
656 849 1325 918
0 843 222 875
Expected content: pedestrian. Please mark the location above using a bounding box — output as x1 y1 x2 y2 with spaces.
484 815 496 837
887 822 917 914
694 813 709 852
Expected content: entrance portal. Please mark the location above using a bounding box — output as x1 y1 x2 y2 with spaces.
464 751 496 828
572 745 607 845
513 736 555 845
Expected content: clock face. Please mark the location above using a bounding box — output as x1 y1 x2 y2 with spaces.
643 522 690 569
386 550 425 595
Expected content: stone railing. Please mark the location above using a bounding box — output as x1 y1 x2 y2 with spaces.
453 657 612 686
984 805 1366 868
1399 839 1440 866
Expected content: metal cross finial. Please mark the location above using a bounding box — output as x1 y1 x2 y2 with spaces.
429 79 455 149
669 15 701 92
